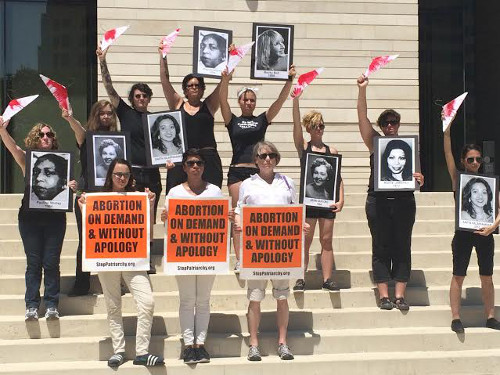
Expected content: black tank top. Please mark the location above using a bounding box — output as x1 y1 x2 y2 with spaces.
301 142 332 167
180 101 217 149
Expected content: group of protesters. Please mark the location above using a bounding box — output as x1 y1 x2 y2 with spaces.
0 38 499 369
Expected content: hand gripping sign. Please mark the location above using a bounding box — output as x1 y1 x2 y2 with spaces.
226 41 254 73
240 204 304 280
100 25 129 51
364 55 399 78
165 198 231 275
290 67 324 99
82 192 150 272
1 95 39 122
442 92 468 132
160 28 180 58
40 74 70 113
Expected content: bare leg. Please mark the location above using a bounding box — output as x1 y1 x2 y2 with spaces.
276 299 289 345
318 218 334 282
228 182 242 261
303 218 317 272
450 275 465 320
395 281 407 299
247 301 261 347
480 275 495 319
377 282 389 299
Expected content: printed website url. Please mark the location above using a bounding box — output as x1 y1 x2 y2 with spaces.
252 271 290 276
97 261 136 267
177 265 215 271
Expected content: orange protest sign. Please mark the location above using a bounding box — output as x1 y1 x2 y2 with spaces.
82 192 150 271
240 204 304 279
165 198 230 274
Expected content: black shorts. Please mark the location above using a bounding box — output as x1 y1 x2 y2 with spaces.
306 206 336 220
227 166 259 186
452 230 494 276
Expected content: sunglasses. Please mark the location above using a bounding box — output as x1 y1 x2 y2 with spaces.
257 153 278 160
38 131 55 138
313 124 325 130
381 119 399 127
466 157 483 164
134 93 149 99
185 160 205 167
113 172 131 179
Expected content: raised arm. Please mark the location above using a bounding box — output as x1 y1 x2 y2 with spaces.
97 46 120 109
266 65 296 123
219 68 233 126
357 75 378 152
158 48 183 110
61 106 85 146
292 95 306 158
443 125 458 190
0 117 26 174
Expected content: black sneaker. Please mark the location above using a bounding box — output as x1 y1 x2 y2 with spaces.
451 319 465 333
183 347 197 364
247 346 262 361
393 297 410 311
293 279 305 292
322 279 339 292
133 353 164 367
108 352 125 368
196 346 210 363
379 297 394 310
486 318 500 330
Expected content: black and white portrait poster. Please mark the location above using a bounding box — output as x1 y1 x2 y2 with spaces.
456 173 498 232
251 23 294 81
144 110 186 166
300 153 342 209
193 26 232 79
374 135 418 192
26 150 72 212
86 132 130 189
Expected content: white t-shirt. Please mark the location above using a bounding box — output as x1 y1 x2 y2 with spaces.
235 173 296 214
165 182 223 211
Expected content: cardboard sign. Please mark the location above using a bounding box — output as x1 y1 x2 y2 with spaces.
2 95 39 121
83 192 150 272
240 205 304 280
165 198 230 275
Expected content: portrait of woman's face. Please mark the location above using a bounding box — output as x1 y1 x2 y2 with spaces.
101 145 118 166
32 159 64 200
312 165 328 187
387 148 406 175
200 35 224 68
158 119 177 143
270 34 285 58
470 182 488 209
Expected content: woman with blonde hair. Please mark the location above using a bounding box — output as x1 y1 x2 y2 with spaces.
0 116 76 321
256 29 288 71
292 92 344 292
61 100 118 296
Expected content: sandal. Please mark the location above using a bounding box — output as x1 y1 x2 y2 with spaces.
393 297 410 311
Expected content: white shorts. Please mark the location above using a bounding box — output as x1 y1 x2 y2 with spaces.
247 279 290 301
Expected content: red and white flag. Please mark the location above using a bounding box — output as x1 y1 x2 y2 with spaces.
1 95 39 122
364 55 399 77
161 28 180 58
39 74 70 113
100 25 129 51
442 92 468 132
226 41 254 73
290 68 324 99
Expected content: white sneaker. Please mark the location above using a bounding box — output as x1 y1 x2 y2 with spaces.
25 307 38 321
45 307 60 320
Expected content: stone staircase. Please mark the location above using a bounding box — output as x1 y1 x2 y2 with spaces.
1 192 500 374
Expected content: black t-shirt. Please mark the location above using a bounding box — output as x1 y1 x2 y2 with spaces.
227 112 268 165
116 98 148 166
18 188 66 222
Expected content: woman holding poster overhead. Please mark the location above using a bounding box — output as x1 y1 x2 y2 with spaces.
161 148 223 364
220 66 295 272
292 92 344 292
159 46 223 193
79 158 163 368
356 75 424 311
0 116 76 321
61 100 118 297
235 141 305 361
443 120 500 333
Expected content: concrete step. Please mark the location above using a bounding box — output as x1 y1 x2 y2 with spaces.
0 284 498 316
0 266 496 295
0 305 497 340
2 350 500 375
1 327 499 363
